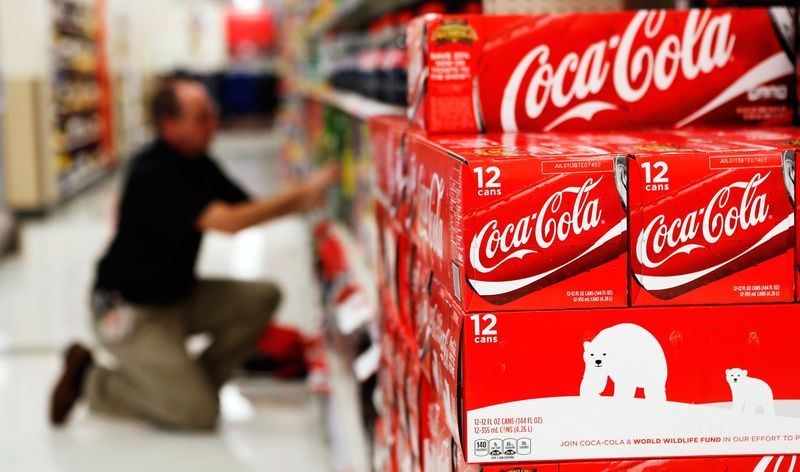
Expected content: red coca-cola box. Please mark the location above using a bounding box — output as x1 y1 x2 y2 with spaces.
386 317 424 472
432 299 800 464
421 377 451 472
372 413 394 472
369 116 410 214
796 6 800 126
418 375 434 472
405 131 628 312
377 310 405 472
376 202 417 330
410 248 437 382
390 404 403 472
375 203 397 304
407 8 796 134
395 414 415 472
396 350 424 472
691 127 800 302
392 328 411 423
691 127 800 147
404 357 424 472
423 376 481 472
374 368 400 472
617 130 796 306
379 295 400 407
428 279 464 447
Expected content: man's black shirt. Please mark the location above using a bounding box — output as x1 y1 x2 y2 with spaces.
95 140 249 305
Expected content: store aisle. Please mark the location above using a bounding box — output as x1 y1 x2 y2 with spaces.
0 131 331 471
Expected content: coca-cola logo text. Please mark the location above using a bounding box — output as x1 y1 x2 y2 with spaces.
637 173 770 269
470 178 603 273
418 169 445 259
501 9 736 131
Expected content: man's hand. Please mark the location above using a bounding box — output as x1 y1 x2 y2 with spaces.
297 163 340 210
197 163 341 234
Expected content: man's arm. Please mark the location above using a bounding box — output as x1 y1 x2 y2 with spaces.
197 164 338 233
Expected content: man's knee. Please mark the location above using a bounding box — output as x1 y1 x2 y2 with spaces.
261 282 282 315
159 392 220 431
245 282 282 324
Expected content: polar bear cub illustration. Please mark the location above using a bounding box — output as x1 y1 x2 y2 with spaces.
726 368 775 415
581 323 668 401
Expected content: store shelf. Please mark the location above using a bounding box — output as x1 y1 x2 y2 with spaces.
57 67 97 78
323 346 372 472
328 222 378 336
308 217 377 471
308 0 419 36
294 81 404 120
56 106 99 118
55 23 95 42
58 161 108 201
0 209 16 256
62 135 100 154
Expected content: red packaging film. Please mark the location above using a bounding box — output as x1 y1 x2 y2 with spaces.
616 130 796 306
408 8 796 134
430 296 800 464
404 131 628 312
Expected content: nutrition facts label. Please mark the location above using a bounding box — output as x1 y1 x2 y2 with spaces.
474 437 532 459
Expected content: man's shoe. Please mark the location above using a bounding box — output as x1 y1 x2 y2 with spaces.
243 352 309 380
50 343 93 426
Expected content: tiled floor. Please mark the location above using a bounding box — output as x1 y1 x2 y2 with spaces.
0 131 333 471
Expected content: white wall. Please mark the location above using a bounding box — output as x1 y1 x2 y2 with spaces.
0 0 228 79
0 0 52 79
109 0 227 75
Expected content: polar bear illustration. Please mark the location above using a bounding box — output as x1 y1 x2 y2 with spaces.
726 368 775 415
580 323 668 401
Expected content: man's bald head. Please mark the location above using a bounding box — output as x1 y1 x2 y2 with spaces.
151 78 218 158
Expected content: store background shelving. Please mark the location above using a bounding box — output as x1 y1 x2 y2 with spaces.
0 0 223 214
316 219 380 472
277 90 382 470
273 2 459 471
305 0 420 38
0 26 16 255
106 1 148 162
0 0 111 213
274 2 430 472
292 79 404 120
51 0 114 201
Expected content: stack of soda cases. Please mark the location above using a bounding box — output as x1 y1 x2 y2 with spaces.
369 6 800 472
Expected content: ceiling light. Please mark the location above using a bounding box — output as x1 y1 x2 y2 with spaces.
232 0 263 13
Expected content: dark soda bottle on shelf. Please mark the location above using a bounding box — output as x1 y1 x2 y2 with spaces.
461 1 483 13
383 11 413 105
359 20 384 100
417 1 447 15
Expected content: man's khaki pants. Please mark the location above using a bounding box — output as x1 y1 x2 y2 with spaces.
85 279 281 430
